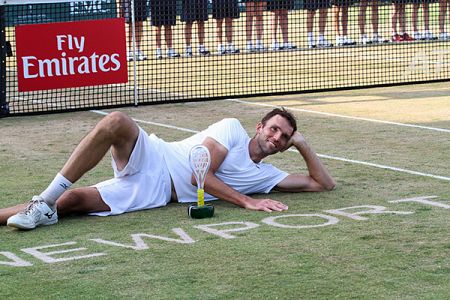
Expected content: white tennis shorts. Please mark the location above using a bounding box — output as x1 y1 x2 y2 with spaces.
91 128 172 216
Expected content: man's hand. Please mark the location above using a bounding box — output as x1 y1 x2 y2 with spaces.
276 131 336 192
281 131 306 152
243 197 288 212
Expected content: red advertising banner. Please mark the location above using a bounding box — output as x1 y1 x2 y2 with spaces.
16 18 128 92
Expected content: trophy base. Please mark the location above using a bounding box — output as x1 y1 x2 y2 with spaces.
188 204 215 219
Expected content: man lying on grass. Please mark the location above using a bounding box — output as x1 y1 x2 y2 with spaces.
1 108 335 230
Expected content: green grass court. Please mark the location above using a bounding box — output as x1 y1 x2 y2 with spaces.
1 82 449 299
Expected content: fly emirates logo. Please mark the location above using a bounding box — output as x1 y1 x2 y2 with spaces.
22 34 121 79
16 18 127 92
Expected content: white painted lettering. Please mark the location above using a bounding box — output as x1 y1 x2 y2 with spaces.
67 34 73 50
56 35 66 51
38 58 61 77
0 252 33 267
110 53 121 71
90 53 99 73
74 36 85 53
262 214 339 228
91 228 195 250
68 56 78 75
389 196 450 209
60 52 68 75
194 222 259 239
77 56 90 74
21 242 105 263
325 205 413 221
22 56 38 78
98 54 110 72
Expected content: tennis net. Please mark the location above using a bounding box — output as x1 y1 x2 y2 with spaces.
1 0 449 116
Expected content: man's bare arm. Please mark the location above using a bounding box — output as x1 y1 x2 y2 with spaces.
275 132 336 192
192 137 288 212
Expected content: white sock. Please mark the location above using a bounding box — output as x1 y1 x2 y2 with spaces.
318 34 325 41
39 173 72 207
307 32 314 39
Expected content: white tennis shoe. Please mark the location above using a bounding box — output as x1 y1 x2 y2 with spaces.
439 32 450 40
255 40 265 51
217 44 226 55
226 43 240 54
7 196 58 230
317 38 333 48
270 41 282 51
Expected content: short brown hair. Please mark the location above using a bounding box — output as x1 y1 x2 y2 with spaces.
261 108 297 133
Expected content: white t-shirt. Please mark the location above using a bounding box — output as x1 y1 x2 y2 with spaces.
160 118 289 203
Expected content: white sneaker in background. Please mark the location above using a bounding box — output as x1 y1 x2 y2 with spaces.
198 46 210 56
283 42 297 50
360 34 370 45
317 38 332 48
270 41 281 51
155 48 162 59
167 48 180 58
217 44 226 55
423 30 436 40
439 32 450 40
371 34 388 44
226 43 240 54
255 40 265 51
127 51 134 61
246 41 254 53
413 31 423 40
184 46 193 57
136 49 147 61
308 36 316 48
343 36 356 45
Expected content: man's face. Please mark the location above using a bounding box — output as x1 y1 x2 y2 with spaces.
255 115 294 156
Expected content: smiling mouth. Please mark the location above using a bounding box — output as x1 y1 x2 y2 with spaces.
267 140 277 149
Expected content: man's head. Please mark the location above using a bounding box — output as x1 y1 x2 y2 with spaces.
252 108 297 158
260 108 297 133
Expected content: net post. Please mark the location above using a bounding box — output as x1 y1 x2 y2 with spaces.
0 4 9 117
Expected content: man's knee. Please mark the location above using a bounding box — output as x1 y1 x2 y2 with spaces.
103 111 134 132
57 190 85 215
57 188 108 216
98 112 138 141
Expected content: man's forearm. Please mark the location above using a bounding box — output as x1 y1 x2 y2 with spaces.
200 174 288 212
200 174 251 208
294 140 335 191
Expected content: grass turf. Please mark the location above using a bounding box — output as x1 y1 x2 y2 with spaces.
0 84 449 299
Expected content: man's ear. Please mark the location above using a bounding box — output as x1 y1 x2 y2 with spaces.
255 122 263 133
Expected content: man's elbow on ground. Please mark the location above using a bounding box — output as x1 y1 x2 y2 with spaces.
322 180 336 192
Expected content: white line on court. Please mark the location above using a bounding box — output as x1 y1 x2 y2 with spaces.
90 110 198 133
314 153 450 181
90 110 450 182
226 99 450 133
